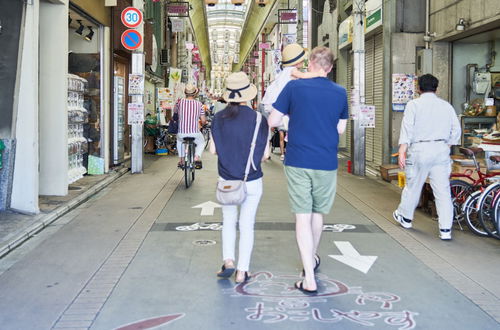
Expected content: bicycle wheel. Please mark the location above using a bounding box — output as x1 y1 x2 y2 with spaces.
184 143 193 188
495 195 500 236
478 184 500 239
204 128 210 150
463 190 489 236
190 143 196 183
450 180 473 222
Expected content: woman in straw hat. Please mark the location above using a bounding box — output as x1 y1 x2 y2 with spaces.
210 72 270 283
174 83 207 169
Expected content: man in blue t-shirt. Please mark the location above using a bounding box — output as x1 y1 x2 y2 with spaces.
268 46 348 294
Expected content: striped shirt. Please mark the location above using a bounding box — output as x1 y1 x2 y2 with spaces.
174 99 204 134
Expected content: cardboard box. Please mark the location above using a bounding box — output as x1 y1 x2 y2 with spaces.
380 164 400 182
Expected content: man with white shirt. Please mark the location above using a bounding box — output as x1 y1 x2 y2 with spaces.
393 74 461 240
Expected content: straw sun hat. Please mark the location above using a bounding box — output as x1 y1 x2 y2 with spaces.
281 43 307 67
223 72 257 103
184 83 199 96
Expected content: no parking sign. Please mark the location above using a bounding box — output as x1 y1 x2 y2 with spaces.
121 29 143 51
121 7 143 28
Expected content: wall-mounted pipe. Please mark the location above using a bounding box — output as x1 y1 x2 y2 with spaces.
466 63 478 103
425 0 430 49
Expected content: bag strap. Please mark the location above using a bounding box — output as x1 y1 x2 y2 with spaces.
243 112 262 182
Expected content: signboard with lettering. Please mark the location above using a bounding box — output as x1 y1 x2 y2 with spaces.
278 9 297 24
166 2 189 17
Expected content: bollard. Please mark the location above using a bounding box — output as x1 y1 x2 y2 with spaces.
0 140 4 169
347 160 352 173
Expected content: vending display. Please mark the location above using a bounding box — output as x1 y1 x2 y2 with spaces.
67 74 89 184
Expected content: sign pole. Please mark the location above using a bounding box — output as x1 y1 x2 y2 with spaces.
352 0 366 176
131 0 144 174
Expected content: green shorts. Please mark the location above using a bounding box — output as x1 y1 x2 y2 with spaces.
284 165 338 214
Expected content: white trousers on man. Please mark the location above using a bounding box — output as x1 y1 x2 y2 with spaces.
397 142 453 230
176 132 205 158
221 178 263 271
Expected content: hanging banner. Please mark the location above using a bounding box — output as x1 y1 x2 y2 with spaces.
128 103 144 125
171 19 185 33
166 2 189 17
128 74 144 95
168 68 182 89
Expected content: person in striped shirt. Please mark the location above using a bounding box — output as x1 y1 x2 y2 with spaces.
174 84 207 169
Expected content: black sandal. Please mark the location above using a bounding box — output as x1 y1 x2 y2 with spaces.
194 160 203 169
217 264 235 278
235 271 250 283
294 280 317 294
301 254 321 277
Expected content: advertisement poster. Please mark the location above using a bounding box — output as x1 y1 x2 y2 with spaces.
392 74 418 111
272 49 282 74
168 68 182 89
359 105 376 128
128 74 144 95
171 18 184 32
128 103 144 125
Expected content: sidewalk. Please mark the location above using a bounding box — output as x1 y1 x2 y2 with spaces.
0 165 129 258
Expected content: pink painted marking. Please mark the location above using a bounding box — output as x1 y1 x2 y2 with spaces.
115 313 184 330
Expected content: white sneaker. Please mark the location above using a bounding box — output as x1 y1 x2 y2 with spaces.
439 229 452 240
393 210 412 229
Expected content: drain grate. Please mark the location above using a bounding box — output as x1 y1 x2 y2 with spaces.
192 240 217 246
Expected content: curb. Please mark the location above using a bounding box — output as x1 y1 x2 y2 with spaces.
0 167 130 258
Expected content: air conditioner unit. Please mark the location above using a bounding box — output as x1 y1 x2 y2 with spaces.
160 49 169 66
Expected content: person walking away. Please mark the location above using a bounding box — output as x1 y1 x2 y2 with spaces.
393 74 461 240
213 97 227 114
261 43 324 161
269 46 348 293
174 84 207 169
210 72 270 283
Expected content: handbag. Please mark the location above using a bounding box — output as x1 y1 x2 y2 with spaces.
216 112 262 205
168 113 179 134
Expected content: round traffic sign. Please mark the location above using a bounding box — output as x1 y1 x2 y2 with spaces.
121 29 143 50
121 7 143 28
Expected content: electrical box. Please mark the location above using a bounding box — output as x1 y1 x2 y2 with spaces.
416 49 432 76
473 72 492 94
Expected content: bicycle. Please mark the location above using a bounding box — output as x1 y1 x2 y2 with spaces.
474 155 500 239
451 147 500 236
201 122 211 150
182 137 196 188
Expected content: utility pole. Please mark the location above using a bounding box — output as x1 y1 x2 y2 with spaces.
352 0 366 176
131 0 144 173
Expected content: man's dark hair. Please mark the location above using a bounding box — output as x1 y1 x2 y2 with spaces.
418 74 439 93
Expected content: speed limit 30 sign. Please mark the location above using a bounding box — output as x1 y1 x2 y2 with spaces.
121 7 143 28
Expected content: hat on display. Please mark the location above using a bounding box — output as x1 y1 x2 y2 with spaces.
185 83 199 96
281 43 307 67
223 72 257 103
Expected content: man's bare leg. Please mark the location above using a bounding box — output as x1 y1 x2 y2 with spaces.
296 213 317 291
311 213 323 256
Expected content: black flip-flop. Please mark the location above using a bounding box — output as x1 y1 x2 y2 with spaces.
194 161 203 169
235 271 251 283
217 265 235 278
294 280 317 294
314 254 321 272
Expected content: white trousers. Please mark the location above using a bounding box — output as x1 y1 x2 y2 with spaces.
176 132 205 158
221 178 263 271
397 142 453 230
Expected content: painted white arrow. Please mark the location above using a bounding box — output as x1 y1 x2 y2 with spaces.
192 201 221 216
329 241 378 274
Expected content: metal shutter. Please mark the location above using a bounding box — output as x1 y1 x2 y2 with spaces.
346 54 353 153
364 37 375 163
373 33 384 166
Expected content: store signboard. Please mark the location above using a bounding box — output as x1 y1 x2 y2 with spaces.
121 29 143 50
129 74 145 95
128 103 144 125
338 16 353 50
166 2 189 17
121 7 143 28
171 19 184 33
365 0 383 34
259 42 270 50
278 9 297 24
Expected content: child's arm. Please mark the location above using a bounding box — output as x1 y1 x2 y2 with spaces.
291 68 326 79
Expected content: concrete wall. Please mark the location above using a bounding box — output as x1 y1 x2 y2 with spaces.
39 0 69 196
69 27 100 54
70 0 111 26
430 0 500 41
396 0 426 33
11 1 40 213
451 40 500 112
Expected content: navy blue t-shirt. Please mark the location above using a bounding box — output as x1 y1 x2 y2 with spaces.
211 106 269 181
273 77 349 171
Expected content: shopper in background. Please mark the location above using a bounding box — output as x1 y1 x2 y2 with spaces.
174 84 207 169
393 74 461 240
269 46 348 294
213 97 227 114
210 72 270 283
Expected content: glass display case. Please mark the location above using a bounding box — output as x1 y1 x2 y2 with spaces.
461 116 497 147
